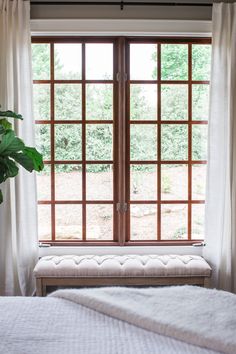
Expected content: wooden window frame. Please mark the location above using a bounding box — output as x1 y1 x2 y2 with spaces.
32 36 211 246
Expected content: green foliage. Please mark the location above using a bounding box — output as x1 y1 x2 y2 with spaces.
161 125 188 160
86 84 113 120
130 125 157 161
192 45 211 81
130 85 156 120
32 43 210 173
0 108 44 203
161 44 188 80
32 44 50 80
161 85 188 120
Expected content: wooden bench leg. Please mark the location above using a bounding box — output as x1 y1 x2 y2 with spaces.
204 277 210 288
36 278 47 296
36 278 43 296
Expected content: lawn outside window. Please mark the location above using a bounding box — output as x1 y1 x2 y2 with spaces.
32 36 211 246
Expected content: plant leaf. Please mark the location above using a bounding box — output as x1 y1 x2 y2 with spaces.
0 118 12 130
0 130 25 155
0 160 7 183
23 147 44 172
0 126 5 135
0 110 23 120
10 152 34 172
0 156 19 182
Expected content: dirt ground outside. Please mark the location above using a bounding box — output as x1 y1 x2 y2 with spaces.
37 165 205 241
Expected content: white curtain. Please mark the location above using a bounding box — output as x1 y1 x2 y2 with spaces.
0 0 38 296
204 2 236 292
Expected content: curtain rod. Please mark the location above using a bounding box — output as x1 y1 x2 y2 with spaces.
30 1 213 8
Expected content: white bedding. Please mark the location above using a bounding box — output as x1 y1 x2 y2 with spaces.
0 286 228 354
50 286 236 354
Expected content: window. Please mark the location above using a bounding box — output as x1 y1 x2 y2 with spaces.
32 37 211 245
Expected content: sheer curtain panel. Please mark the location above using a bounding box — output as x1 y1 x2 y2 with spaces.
0 0 38 296
204 2 236 293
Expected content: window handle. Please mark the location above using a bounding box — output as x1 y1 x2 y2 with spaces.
192 242 206 247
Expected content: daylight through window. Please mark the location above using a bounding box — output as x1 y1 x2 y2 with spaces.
32 37 211 245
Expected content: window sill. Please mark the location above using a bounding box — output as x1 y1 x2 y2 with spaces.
39 244 204 257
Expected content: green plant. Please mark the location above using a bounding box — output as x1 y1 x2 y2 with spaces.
0 107 44 204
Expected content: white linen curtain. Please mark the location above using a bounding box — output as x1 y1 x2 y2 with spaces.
0 0 38 296
204 2 236 292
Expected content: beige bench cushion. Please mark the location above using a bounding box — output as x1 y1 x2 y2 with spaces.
34 255 211 278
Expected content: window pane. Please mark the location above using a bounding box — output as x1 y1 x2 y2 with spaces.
86 84 113 120
192 204 205 239
38 205 51 240
161 164 188 200
130 165 157 201
192 85 209 121
86 164 113 200
161 125 188 160
55 205 82 240
161 204 188 240
86 124 113 161
55 165 82 201
54 43 82 80
192 45 211 81
33 84 50 120
86 204 113 240
130 85 157 120
32 43 50 80
55 84 82 120
161 44 188 80
86 43 113 80
192 164 206 200
55 124 82 161
130 125 157 161
35 124 51 161
192 125 208 160
161 85 188 120
130 44 157 80
130 205 157 240
37 165 51 201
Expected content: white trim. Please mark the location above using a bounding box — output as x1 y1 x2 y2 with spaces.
30 19 212 37
39 246 203 257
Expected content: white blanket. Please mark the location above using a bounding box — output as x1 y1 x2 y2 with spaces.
50 285 236 354
0 291 218 354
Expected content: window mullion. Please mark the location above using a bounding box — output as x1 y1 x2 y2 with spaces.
50 42 56 242
116 37 127 245
188 43 192 241
82 42 86 242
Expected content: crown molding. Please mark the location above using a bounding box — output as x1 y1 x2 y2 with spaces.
31 19 212 36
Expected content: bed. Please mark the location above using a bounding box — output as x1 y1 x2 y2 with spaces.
0 286 235 354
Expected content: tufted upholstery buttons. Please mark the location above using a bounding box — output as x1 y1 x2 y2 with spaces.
34 254 212 278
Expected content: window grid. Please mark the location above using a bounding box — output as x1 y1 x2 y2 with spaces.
126 39 209 243
33 37 210 245
34 38 117 244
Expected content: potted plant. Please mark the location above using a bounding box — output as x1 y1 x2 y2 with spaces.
0 107 43 204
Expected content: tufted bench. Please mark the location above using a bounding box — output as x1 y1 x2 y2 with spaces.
34 254 212 296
